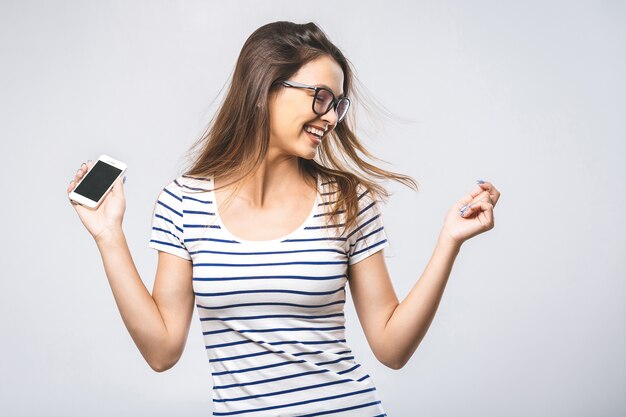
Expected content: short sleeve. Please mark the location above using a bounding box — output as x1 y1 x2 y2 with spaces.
346 187 390 265
148 180 191 261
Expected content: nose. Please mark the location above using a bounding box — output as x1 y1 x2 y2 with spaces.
320 104 339 128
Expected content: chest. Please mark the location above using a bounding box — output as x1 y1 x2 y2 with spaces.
190 238 350 311
214 184 318 242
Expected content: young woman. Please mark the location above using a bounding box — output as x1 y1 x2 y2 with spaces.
67 21 500 417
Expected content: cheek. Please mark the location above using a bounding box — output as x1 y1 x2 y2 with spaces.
270 109 303 138
270 114 293 139
268 94 311 143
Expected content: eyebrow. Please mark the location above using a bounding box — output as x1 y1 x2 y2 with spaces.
316 84 345 98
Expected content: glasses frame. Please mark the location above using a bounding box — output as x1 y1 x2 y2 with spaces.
280 80 351 123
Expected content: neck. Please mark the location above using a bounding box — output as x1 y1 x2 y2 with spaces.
220 148 315 209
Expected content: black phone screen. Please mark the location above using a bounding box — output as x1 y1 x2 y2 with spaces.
74 160 122 202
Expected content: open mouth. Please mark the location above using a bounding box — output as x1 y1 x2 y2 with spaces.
303 124 325 144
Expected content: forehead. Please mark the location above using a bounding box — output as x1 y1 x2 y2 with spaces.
292 55 345 97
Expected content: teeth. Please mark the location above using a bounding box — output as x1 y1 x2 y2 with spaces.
304 125 324 138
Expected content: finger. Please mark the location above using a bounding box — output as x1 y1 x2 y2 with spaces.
68 159 92 192
477 182 500 207
80 159 93 171
472 190 492 205
459 190 491 214
111 174 124 195
459 184 488 205
461 201 495 227
73 159 94 181
474 183 498 206
73 165 84 183
67 180 80 206
474 200 494 228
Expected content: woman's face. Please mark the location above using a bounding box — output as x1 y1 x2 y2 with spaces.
267 55 345 160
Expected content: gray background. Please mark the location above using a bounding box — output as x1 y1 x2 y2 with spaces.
1 0 624 415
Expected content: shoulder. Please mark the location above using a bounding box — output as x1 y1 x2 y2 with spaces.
159 174 213 196
319 176 381 209
153 175 213 216
353 182 381 216
319 175 370 198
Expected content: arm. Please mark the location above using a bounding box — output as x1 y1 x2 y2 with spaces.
348 181 499 370
348 230 461 370
95 229 195 372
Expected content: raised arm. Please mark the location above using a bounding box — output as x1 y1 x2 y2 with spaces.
68 161 194 372
348 181 500 369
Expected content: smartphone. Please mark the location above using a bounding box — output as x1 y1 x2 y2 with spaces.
68 154 127 210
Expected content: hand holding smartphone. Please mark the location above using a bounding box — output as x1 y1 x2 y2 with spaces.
68 154 126 210
67 154 127 242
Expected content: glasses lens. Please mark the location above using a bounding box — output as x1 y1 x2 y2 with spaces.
313 89 333 115
336 98 349 122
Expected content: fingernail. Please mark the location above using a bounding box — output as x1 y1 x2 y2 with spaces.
81 162 86 167
476 180 485 184
459 205 469 216
69 180 74 184
87 160 92 163
123 176 126 184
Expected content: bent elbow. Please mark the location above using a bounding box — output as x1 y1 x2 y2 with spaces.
149 361 170 373
378 354 406 370
149 356 178 373
380 350 411 370
383 360 405 370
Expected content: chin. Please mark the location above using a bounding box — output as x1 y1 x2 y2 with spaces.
300 143 319 160
299 149 317 160
288 137 318 160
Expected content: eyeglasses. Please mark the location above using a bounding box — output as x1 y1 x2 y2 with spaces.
280 80 351 123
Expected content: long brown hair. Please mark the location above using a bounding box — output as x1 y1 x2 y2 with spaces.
182 21 418 234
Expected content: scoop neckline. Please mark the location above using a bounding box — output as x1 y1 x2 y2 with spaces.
211 174 321 245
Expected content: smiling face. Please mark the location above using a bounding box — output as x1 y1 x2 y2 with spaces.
267 55 345 160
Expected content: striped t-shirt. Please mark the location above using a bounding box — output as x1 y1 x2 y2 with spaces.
148 173 390 417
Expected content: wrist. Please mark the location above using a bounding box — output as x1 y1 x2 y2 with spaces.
438 228 463 252
94 226 125 247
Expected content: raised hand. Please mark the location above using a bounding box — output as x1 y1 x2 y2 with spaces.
67 160 127 243
442 180 501 245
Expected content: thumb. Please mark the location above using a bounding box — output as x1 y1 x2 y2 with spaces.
465 200 495 228
111 175 126 195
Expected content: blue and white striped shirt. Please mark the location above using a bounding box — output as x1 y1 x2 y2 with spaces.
149 174 389 416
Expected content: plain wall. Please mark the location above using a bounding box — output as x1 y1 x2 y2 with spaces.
1 0 624 415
